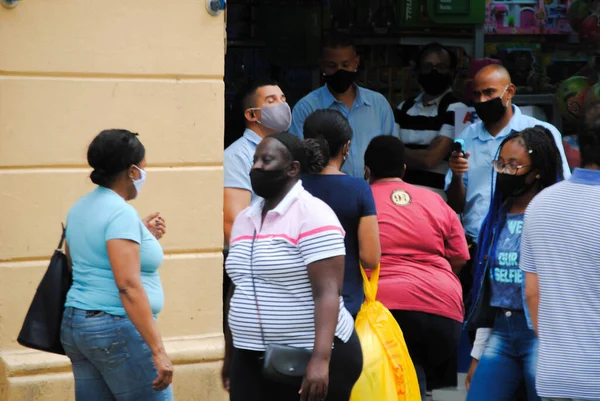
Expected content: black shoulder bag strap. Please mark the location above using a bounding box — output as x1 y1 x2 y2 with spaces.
249 230 267 348
58 223 66 251
249 230 313 383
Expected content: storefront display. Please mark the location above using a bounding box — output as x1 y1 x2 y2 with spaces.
485 0 572 35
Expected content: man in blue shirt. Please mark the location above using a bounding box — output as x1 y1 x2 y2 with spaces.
446 64 570 244
223 79 291 245
289 32 397 178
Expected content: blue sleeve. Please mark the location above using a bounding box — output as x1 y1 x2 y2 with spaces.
224 150 252 191
105 204 142 244
290 100 314 139
359 180 377 217
380 98 397 137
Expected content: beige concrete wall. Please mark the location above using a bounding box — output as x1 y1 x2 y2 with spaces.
0 1 226 400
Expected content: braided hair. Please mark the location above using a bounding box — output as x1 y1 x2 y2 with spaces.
469 125 564 309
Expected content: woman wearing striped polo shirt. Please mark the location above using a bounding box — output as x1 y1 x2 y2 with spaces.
222 132 362 401
465 126 564 401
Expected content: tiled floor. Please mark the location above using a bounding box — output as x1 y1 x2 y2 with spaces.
431 374 467 401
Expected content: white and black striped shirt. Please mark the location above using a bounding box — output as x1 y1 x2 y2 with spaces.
226 181 355 351
394 89 465 195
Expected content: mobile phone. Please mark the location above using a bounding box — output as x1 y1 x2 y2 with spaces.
453 139 465 154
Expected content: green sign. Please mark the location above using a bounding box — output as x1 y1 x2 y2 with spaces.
436 0 469 15
400 0 484 26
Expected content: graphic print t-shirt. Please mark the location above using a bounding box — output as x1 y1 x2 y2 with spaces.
490 213 525 310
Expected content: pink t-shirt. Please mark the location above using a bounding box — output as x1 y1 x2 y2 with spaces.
371 181 469 322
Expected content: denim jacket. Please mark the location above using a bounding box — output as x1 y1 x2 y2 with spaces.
464 225 534 331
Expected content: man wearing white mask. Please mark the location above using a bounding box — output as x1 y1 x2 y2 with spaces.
222 79 291 331
223 79 292 245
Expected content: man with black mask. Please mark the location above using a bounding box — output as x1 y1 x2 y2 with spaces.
394 43 466 199
444 64 571 384
290 31 397 178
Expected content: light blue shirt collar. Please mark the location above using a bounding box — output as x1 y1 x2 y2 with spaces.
319 84 372 109
243 128 262 146
571 168 600 185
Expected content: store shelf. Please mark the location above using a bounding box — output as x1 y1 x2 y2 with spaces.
513 94 556 105
354 36 476 55
513 94 562 131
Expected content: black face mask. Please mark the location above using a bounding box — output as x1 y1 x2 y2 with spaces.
324 69 357 94
496 172 536 198
418 71 453 97
250 168 289 199
474 96 507 125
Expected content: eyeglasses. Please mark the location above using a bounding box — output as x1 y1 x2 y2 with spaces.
420 63 451 74
492 160 531 175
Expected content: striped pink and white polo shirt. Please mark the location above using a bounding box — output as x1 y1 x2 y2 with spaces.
226 181 355 351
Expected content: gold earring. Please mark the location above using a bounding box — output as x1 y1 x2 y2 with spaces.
536 174 541 179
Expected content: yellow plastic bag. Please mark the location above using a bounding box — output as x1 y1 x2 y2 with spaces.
350 264 421 401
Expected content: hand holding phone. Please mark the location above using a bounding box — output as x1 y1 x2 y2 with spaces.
453 138 465 155
450 139 469 177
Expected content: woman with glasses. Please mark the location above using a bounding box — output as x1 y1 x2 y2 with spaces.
464 126 564 401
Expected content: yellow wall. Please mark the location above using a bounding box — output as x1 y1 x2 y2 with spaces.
0 1 226 399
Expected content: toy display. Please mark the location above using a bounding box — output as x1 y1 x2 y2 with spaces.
578 9 600 44
585 82 600 105
556 75 592 124
568 0 594 30
485 0 573 34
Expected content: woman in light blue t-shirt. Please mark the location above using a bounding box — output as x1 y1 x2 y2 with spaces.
61 129 173 401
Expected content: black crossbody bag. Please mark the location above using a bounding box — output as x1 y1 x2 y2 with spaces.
249 230 312 384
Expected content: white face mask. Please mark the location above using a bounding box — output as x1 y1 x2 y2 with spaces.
132 165 146 197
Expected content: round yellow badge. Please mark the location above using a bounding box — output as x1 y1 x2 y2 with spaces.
390 190 411 206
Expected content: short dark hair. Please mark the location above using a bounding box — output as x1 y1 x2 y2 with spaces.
87 129 145 188
416 42 457 70
266 131 307 168
364 135 406 179
303 110 353 174
322 31 356 53
240 78 279 112
579 101 600 167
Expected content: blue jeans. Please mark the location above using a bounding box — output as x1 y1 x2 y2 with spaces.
466 310 540 401
61 307 173 401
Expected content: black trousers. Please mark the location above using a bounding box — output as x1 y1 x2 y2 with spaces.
391 310 462 392
229 331 363 401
